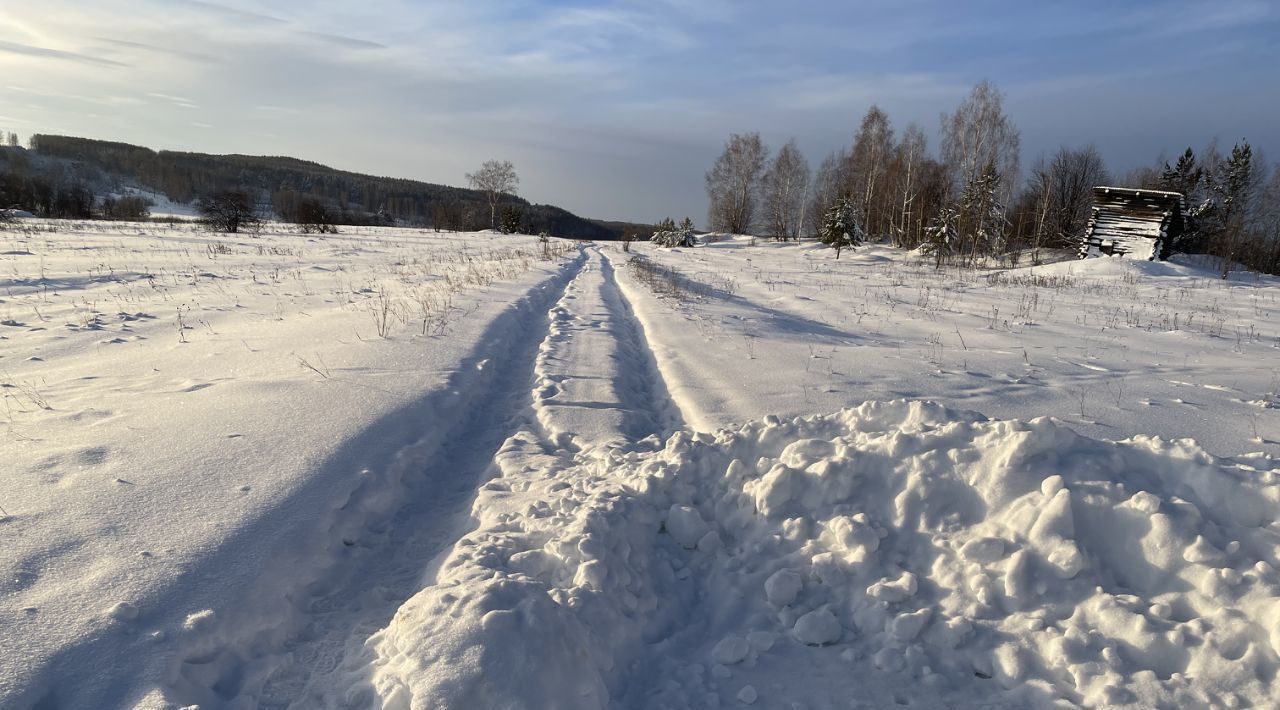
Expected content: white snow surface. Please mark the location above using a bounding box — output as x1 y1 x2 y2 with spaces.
2 225 1280 709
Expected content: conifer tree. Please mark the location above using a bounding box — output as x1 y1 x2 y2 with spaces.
1161 148 1203 197
499 205 522 234
1209 141 1255 277
1161 148 1210 252
957 162 1007 262
651 219 696 247
818 196 863 258
922 206 959 269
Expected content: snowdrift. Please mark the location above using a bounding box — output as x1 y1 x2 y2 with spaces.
318 400 1280 708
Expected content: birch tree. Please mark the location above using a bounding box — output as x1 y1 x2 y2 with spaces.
940 81 1020 205
847 106 894 239
466 159 519 230
807 148 849 240
706 133 768 234
761 139 810 241
891 123 926 247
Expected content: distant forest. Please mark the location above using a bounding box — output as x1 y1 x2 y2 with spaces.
704 81 1280 275
0 134 652 239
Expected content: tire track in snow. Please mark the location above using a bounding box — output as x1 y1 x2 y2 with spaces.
164 250 589 708
349 246 702 707
167 245 694 709
532 248 686 450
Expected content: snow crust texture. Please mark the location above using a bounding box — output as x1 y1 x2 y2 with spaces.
357 399 1280 709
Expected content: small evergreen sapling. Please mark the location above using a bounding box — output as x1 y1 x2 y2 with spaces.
819 196 863 258
922 205 959 269
499 205 522 234
958 162 1007 261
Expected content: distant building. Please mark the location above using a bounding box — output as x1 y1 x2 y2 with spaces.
1079 187 1185 261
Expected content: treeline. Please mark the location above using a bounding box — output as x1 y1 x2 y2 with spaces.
0 135 651 239
0 146 98 219
704 81 1280 274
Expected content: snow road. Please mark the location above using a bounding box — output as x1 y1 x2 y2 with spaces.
165 247 695 708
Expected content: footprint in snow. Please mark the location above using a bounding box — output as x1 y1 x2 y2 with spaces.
78 446 111 466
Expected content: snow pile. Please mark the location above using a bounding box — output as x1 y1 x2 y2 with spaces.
356 400 1280 708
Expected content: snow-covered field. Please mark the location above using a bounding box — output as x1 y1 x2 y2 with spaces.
2 223 1279 708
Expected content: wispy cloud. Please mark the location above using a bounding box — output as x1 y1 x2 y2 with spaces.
94 37 219 64
0 40 130 67
299 31 387 50
168 0 286 25
147 92 198 109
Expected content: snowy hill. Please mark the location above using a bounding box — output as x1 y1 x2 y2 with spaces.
3 137 655 237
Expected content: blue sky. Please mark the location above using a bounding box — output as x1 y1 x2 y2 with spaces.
1 0 1277 223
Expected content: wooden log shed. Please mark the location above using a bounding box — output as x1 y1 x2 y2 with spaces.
1078 186 1186 261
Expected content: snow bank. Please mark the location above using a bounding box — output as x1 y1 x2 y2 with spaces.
356 400 1280 708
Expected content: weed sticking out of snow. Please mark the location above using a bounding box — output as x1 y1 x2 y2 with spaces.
626 253 738 302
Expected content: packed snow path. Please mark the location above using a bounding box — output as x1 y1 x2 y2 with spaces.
534 252 685 449
164 247 689 707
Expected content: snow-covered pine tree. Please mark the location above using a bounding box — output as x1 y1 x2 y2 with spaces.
922 205 959 269
819 196 863 258
1210 141 1254 278
1161 148 1202 196
499 205 522 234
651 217 696 247
957 161 1007 264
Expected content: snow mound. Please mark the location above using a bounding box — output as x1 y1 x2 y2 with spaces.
355 401 1280 708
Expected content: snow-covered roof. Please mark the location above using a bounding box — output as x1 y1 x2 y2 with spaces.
1092 185 1185 200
